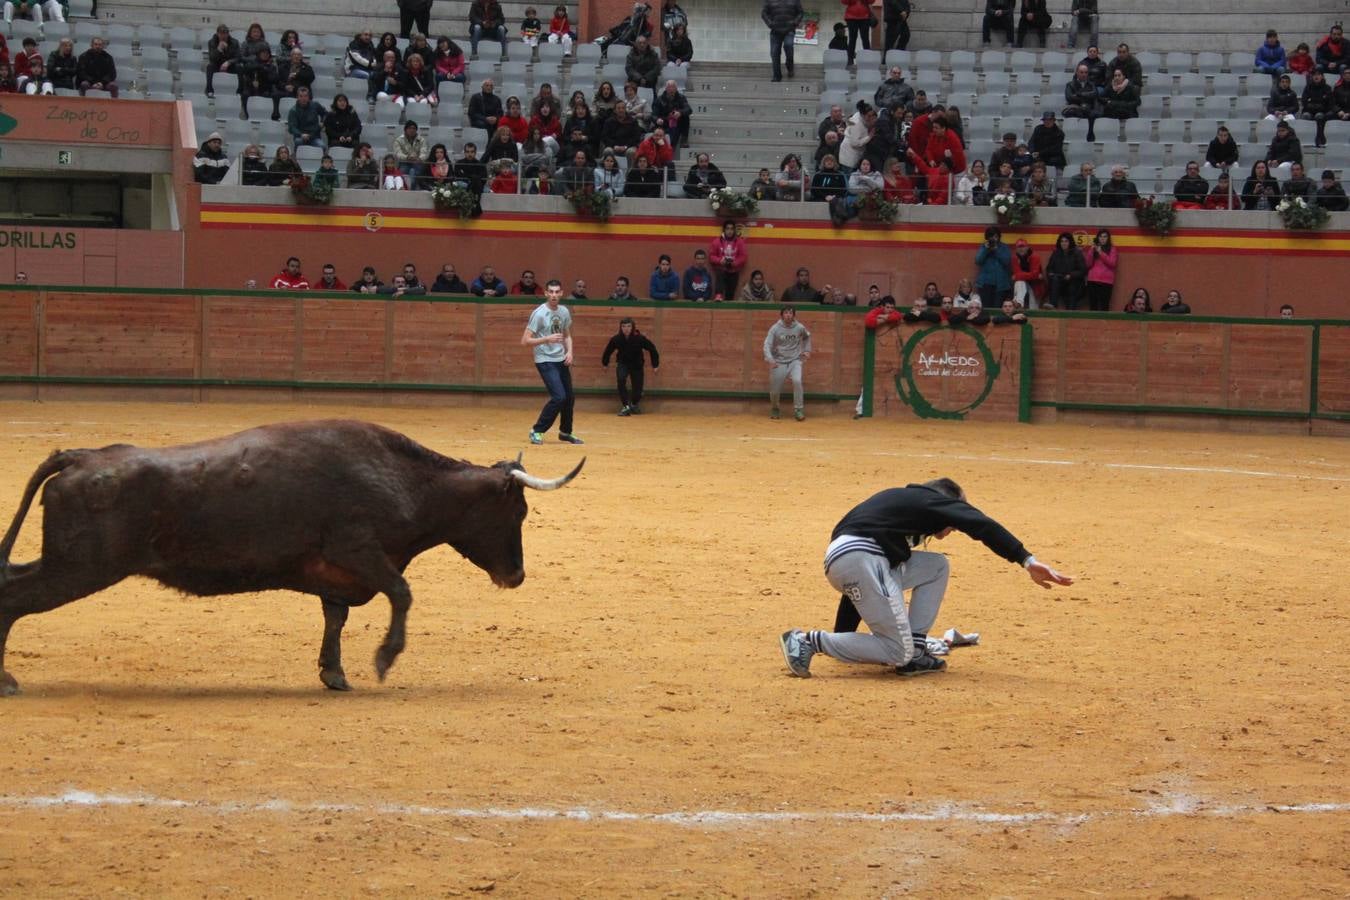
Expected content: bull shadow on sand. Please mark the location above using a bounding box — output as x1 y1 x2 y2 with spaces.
16 678 533 704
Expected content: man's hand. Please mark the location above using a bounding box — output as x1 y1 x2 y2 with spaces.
563 351 573 366
802 351 811 360
1027 561 1074 589
765 359 778 369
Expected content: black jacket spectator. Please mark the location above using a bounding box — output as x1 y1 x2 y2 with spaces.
1063 73 1099 114
1102 79 1139 118
1107 52 1142 88
666 31 693 64
346 154 379 188
470 0 506 32
454 156 488 194
1241 171 1281 210
810 167 847 201
1076 53 1106 87
242 155 271 186
274 56 315 96
626 42 662 89
1266 84 1299 118
874 75 915 111
600 113 645 151
268 156 302 187
468 89 504 129
1098 175 1139 208
651 88 692 129
47 47 78 89
345 35 378 74
1028 119 1066 169
1205 134 1240 168
208 35 240 71
193 136 230 185
1301 77 1334 118
1316 178 1349 211
323 102 363 148
432 272 469 292
683 161 727 198
1172 172 1209 204
1266 129 1302 166
761 0 805 36
1282 173 1316 201
76 46 117 86
623 162 665 197
485 132 519 163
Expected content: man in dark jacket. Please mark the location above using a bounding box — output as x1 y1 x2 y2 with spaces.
1281 162 1317 201
873 66 915 112
205 25 240 98
882 0 911 52
601 317 661 415
761 0 803 82
76 37 118 98
1172 161 1209 205
625 35 662 91
1098 164 1139 208
1315 169 1349 211
46 37 79 90
683 153 727 198
193 132 230 185
398 0 434 39
651 80 692 149
1076 45 1107 87
1315 24 1347 77
1028 110 1067 174
779 478 1073 678
600 104 645 159
1107 42 1143 89
431 264 469 292
286 86 326 148
467 78 503 130
273 48 315 119
1016 0 1051 48
1067 0 1097 49
982 0 1015 45
468 0 507 55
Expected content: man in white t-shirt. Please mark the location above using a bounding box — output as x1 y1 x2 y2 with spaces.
522 279 585 446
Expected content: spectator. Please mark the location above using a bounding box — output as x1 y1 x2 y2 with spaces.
1316 23 1346 77
595 151 626 196
840 0 871 65
273 47 315 120
1255 29 1288 80
193 132 230 185
949 297 990 326
1266 73 1299 122
548 5 576 55
345 29 378 78
593 81 621 119
3 0 39 25
916 282 942 307
404 33 434 70
399 54 439 109
287 86 326 148
426 143 453 189
1098 164 1139 208
46 38 77 90
975 226 1012 304
314 262 346 291
952 279 980 307
602 316 661 416
1028 111 1067 176
621 80 650 126
377 274 427 297
652 80 692 149
1336 72 1350 123
204 24 240 99
1123 288 1151 313
520 5 543 48
709 221 748 299
498 96 530 142
352 266 384 292
1010 142 1035 182
1107 43 1142 88
471 265 508 296
600 103 645 162
818 104 848 144
827 21 848 55
377 32 401 60
1077 44 1107 88
599 1 653 49
432 264 468 292
1282 162 1316 201
1063 63 1101 140
347 143 379 188
271 256 310 290
1279 304 1295 318
241 144 270 185
816 130 843 166
76 37 118 98
1016 0 1051 48
760 0 803 83
321 94 362 150
1316 169 1349 210
394 121 429 182
682 249 714 300
811 154 848 201
649 254 680 299
749 168 778 201
1010 239 1043 308
468 79 503 130
268 145 302 186
470 0 508 55
400 263 425 291
1204 124 1240 171
240 46 277 118
989 131 1019 173
557 150 591 194
454 142 488 197
684 152 727 199
661 0 688 44
983 0 1015 45
531 99 564 155
513 270 544 296
485 125 520 165
434 37 466 84
0 62 17 92
908 107 966 174
991 298 1028 324
1102 69 1139 120
764 305 812 420
1159 290 1190 314
1082 228 1117 311
609 276 635 301
838 101 876 172
902 299 941 325
776 153 806 201
1288 42 1314 76
1302 70 1334 146
312 155 340 192
625 35 662 91
874 66 915 111
571 279 588 299
950 158 988 205
776 269 823 303
1172 161 1209 206
1265 120 1302 171
1067 0 1098 50
1024 162 1056 206
906 149 954 204
381 153 410 190
1045 232 1087 309
831 157 883 223
624 153 665 197
882 0 911 52
740 269 777 302
877 156 914 204
1204 172 1239 209
369 52 403 104
279 30 303 55
15 52 56 97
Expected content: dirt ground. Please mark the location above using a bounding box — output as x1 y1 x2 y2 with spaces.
0 400 1346 898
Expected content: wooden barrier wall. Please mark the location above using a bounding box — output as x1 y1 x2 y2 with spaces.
866 322 1030 423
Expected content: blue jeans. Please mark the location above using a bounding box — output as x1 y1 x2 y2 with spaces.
768 30 794 80
471 23 508 54
532 361 575 435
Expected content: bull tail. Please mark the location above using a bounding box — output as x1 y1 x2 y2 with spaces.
0 449 84 567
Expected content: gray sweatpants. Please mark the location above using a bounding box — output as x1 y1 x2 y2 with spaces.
818 536 950 667
769 359 804 410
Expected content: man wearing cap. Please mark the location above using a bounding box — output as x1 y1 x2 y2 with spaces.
1028 111 1066 180
1315 170 1348 211
193 132 230 184
989 131 1020 174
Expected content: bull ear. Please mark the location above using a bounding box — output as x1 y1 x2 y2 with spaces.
514 451 524 466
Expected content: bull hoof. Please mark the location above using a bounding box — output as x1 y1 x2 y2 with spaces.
0 672 18 697
373 645 399 682
320 668 353 692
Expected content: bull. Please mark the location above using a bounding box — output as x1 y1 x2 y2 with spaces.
0 419 584 695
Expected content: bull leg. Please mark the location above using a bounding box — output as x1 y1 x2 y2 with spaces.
0 561 122 696
320 541 413 683
318 597 353 692
373 577 413 682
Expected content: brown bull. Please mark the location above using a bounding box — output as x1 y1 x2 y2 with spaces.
0 420 584 695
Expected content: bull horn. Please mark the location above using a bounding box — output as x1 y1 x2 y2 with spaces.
511 457 586 491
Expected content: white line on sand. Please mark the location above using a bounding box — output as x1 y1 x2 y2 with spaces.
870 451 1350 482
1 790 1345 829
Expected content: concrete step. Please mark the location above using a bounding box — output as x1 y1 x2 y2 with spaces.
690 125 816 144
690 97 818 120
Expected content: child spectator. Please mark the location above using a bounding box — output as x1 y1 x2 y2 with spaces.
521 7 544 47
682 249 714 300
489 159 519 194
649 254 680 300
602 317 661 416
548 5 576 55
1288 42 1314 75
1254 30 1288 80
313 154 340 192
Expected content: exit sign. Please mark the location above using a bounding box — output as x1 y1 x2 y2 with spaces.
57 149 73 166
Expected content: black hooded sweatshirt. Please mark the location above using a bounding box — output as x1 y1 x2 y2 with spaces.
601 328 660 369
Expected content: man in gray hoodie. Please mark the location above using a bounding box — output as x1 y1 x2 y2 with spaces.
763 305 812 420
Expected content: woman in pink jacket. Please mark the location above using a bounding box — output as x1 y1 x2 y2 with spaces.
709 221 748 300
1082 228 1118 311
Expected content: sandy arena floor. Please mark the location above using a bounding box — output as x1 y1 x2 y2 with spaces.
0 401 1346 897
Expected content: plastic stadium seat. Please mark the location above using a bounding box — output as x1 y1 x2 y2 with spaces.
1135 51 1161 71
1195 52 1225 74
1163 52 1192 73
1139 94 1166 120
1004 93 1038 118
143 68 174 94
914 50 940 70
856 49 883 71
823 49 848 69
169 27 197 50
1157 119 1188 143
107 24 135 44
1041 51 1069 73
950 70 979 92
824 68 850 91
1136 142 1165 166
574 43 603 64
327 146 353 164
600 62 626 84
884 50 911 68
502 59 529 83
1123 118 1153 142
65 0 92 16
476 40 504 60
374 98 403 125
1009 51 1036 71
978 50 1006 72
537 43 566 64
73 22 103 44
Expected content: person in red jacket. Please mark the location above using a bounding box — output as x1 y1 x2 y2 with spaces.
708 220 748 300
314 262 347 291
841 0 873 65
905 109 967 175
635 126 675 171
1010 239 1044 308
853 294 901 417
907 148 954 204
270 256 310 290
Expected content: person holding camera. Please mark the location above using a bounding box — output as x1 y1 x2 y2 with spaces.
975 226 1013 306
